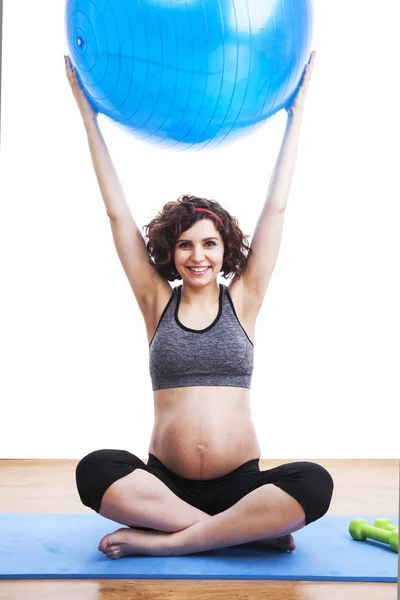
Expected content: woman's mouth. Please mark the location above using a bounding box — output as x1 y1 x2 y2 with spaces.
187 266 211 276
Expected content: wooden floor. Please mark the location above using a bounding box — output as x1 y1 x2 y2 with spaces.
0 459 398 600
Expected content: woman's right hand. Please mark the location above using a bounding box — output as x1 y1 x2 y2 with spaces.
64 55 97 124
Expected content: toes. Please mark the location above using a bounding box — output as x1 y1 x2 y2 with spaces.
288 535 296 552
98 534 114 552
105 544 123 560
98 528 129 551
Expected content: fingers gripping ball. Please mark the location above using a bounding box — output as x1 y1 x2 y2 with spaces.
349 518 399 553
65 0 313 150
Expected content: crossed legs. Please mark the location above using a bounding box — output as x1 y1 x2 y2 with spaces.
97 469 305 558
76 450 333 559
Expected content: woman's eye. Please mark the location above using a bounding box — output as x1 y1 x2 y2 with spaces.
178 241 216 248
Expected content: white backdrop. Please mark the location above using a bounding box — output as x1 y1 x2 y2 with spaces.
1 0 399 459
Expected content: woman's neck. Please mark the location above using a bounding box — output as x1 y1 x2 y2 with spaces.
180 281 220 308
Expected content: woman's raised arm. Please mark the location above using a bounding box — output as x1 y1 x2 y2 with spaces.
230 51 316 315
64 55 132 220
64 56 170 313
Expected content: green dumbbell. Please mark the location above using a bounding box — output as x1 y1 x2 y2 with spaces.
349 518 398 552
373 518 398 533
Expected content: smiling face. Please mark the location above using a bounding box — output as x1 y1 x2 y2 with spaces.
174 219 224 286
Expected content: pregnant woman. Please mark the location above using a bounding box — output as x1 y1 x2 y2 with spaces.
65 51 333 559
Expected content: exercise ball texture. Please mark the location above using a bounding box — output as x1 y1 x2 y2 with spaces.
65 0 313 150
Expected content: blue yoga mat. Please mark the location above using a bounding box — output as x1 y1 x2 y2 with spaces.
0 514 397 581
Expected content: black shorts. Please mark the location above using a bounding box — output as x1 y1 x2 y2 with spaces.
76 450 333 526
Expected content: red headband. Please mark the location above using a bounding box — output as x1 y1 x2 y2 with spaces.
195 208 224 227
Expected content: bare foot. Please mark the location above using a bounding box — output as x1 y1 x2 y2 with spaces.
98 527 168 559
242 534 296 552
98 528 295 560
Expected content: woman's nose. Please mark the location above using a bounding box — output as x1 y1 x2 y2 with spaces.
191 245 205 261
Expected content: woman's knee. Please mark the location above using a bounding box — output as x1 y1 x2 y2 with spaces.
298 461 334 524
276 461 334 526
76 449 147 513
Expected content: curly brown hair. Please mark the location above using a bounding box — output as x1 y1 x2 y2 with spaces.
143 195 252 282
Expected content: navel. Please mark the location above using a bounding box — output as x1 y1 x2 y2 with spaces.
195 443 208 454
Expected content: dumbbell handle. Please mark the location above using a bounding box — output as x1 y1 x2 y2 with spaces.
362 525 392 544
362 525 398 552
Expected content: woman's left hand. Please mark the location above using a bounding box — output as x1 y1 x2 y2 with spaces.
286 50 316 117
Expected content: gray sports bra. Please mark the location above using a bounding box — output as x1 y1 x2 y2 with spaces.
149 284 254 390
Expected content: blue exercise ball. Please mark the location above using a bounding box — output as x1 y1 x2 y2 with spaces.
65 0 313 150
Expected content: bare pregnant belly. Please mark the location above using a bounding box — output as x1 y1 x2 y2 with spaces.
148 387 261 479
